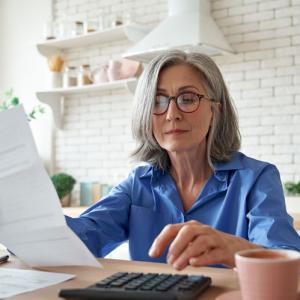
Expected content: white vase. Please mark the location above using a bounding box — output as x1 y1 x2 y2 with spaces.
51 71 62 88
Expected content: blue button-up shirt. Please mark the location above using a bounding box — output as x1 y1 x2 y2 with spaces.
66 152 300 263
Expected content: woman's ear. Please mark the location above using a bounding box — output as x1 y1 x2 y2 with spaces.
210 102 221 126
210 102 221 112
213 102 222 113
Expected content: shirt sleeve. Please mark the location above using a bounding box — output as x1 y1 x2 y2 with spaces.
65 172 134 257
247 164 300 251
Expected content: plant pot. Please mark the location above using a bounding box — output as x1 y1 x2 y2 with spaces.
60 194 71 207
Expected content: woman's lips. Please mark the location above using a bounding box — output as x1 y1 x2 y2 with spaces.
165 129 188 134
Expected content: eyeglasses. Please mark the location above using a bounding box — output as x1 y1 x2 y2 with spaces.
153 92 213 115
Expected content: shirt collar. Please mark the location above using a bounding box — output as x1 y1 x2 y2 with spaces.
212 152 244 182
213 152 244 171
139 152 245 180
139 164 162 179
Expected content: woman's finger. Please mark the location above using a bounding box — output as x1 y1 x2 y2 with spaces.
148 223 184 257
171 234 217 270
189 247 226 267
167 222 208 257
167 223 202 263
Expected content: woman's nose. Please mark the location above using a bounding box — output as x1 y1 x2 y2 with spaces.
166 99 182 121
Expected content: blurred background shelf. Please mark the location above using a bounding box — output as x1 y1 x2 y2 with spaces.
36 23 146 129
37 23 151 56
36 78 138 128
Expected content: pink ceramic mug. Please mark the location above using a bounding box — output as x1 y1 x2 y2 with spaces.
91 65 109 84
107 60 122 81
235 249 300 300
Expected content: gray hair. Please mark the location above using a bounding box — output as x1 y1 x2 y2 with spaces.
131 50 241 171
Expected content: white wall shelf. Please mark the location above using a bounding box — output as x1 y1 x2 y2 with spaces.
36 78 138 128
36 23 148 128
37 23 151 57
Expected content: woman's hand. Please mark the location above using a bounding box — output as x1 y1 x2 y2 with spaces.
148 220 262 270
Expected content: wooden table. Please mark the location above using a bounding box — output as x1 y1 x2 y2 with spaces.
3 256 239 300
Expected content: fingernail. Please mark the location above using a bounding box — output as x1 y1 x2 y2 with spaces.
173 261 182 270
148 247 158 257
167 254 174 264
189 258 196 265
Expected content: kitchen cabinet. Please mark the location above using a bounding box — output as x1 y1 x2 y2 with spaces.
36 23 149 128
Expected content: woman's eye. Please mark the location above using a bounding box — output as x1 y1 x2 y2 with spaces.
155 96 168 105
182 98 194 103
180 94 197 104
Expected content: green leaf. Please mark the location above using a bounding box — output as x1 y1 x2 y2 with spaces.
296 182 300 194
4 88 13 99
1 89 45 122
285 181 300 195
38 106 46 113
11 97 19 106
0 103 7 110
29 111 36 119
51 173 76 199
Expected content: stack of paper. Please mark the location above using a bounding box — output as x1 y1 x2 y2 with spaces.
0 268 75 298
0 106 100 267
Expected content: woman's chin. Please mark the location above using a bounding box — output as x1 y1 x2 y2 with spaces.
164 144 195 154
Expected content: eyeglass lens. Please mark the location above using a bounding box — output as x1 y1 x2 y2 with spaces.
154 92 201 115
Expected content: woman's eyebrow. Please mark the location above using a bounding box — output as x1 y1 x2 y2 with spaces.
178 85 200 92
156 85 201 94
156 87 166 92
157 85 200 92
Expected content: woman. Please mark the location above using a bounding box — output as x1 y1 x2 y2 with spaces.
66 50 300 269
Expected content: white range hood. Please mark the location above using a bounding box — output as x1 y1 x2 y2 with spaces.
123 0 235 62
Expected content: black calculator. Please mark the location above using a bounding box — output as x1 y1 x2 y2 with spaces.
59 271 212 300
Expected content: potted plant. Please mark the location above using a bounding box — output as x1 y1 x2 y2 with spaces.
0 88 45 120
284 181 300 196
51 173 76 207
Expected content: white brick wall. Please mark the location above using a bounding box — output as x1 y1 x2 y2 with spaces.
53 0 300 205
212 0 300 183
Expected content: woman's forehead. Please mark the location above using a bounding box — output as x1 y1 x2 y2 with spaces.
157 63 207 92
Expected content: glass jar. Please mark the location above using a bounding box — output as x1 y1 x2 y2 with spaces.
98 15 104 31
58 19 72 39
123 12 132 25
111 15 123 28
83 20 98 34
44 20 56 40
63 66 77 87
78 64 92 86
71 21 84 37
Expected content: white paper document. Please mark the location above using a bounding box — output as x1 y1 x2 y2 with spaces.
0 106 100 267
0 267 75 298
